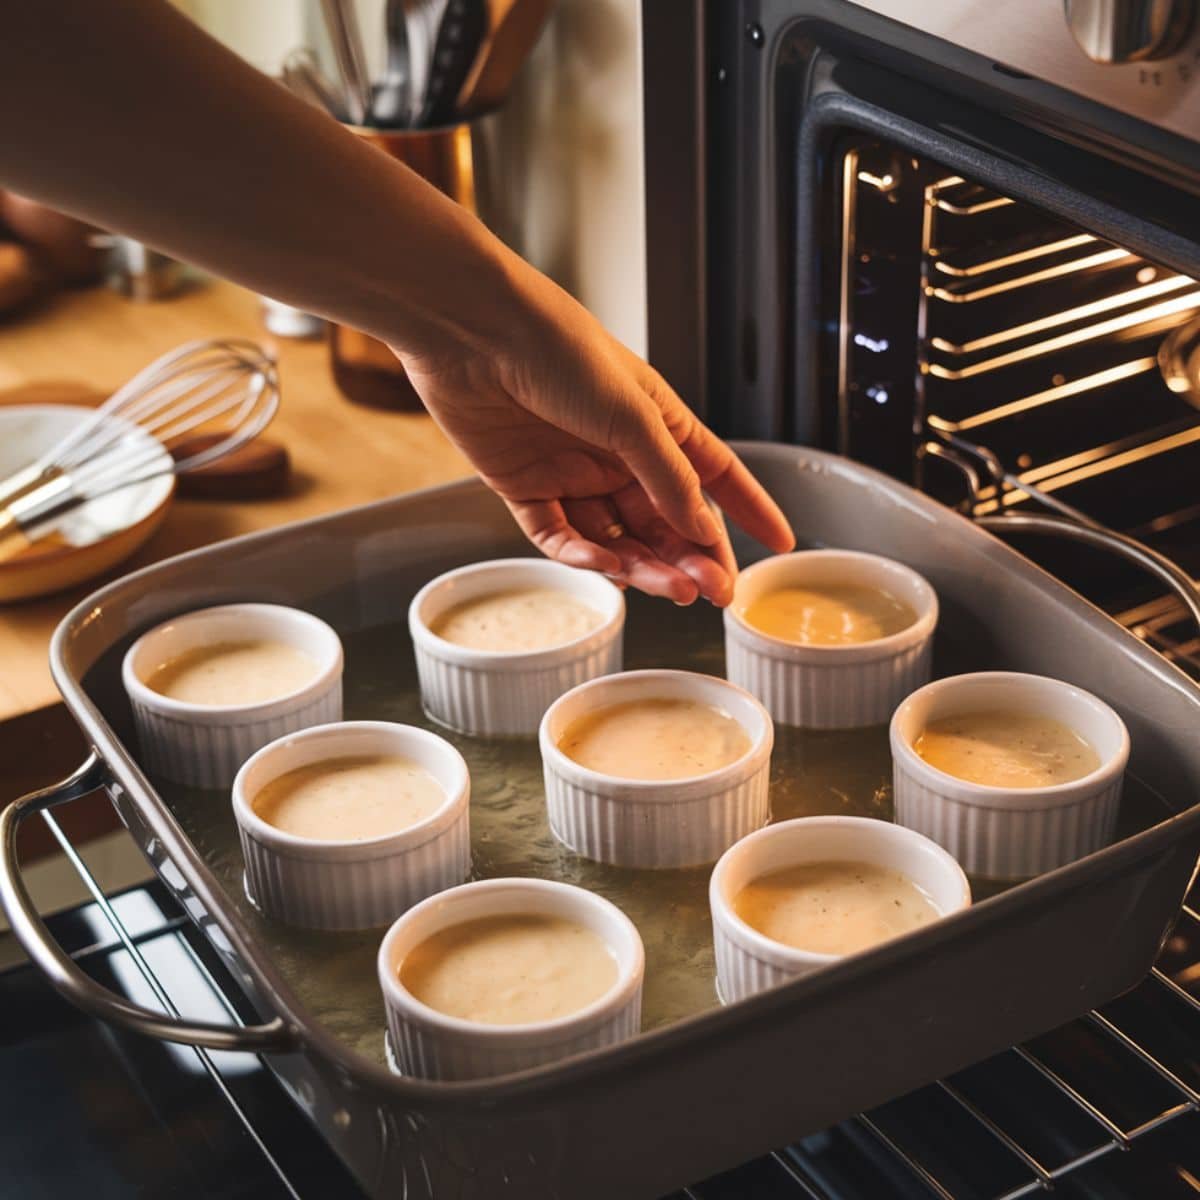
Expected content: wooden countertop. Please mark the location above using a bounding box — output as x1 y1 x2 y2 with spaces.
0 278 471 723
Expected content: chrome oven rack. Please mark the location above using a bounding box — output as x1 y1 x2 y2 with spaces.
913 173 1200 684
33 793 1200 1200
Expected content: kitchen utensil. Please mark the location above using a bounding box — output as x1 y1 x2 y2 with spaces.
419 0 487 127
280 47 346 120
318 0 372 127
456 0 554 118
0 404 173 602
402 0 447 127
0 339 278 562
6 445 1199 1197
370 0 412 127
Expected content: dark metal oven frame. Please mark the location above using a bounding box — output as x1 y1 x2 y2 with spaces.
641 0 1200 450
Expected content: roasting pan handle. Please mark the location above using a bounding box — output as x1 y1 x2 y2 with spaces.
976 513 1200 633
0 753 296 1052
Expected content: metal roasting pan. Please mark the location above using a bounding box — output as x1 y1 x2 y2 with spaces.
4 444 1200 1199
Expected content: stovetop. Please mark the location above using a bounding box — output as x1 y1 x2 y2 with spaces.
2 868 1197 1199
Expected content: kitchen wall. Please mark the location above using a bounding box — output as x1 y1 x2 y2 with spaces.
174 0 649 355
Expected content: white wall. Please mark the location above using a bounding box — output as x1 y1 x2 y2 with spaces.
479 0 647 355
171 0 307 75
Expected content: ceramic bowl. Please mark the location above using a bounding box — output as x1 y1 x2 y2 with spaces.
232 720 470 931
724 549 937 728
409 557 624 737
710 815 971 1003
377 877 643 1080
122 602 343 788
890 671 1129 878
540 669 774 868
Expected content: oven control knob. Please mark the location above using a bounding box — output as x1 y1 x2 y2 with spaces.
1064 0 1195 62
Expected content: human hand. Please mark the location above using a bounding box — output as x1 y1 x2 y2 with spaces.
397 266 795 606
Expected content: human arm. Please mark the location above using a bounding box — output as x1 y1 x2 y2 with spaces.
0 0 794 603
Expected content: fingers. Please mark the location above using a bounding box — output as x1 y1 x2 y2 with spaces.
609 338 795 555
612 484 736 606
609 398 725 549
564 496 700 604
677 422 796 553
506 499 622 575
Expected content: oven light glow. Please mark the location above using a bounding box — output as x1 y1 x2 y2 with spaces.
867 386 889 405
853 333 889 353
1137 266 1158 283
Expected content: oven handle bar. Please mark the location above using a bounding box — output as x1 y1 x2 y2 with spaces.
0 753 297 1052
976 513 1200 633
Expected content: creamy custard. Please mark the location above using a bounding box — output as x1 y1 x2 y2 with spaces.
915 710 1100 788
399 914 618 1025
146 640 318 705
733 861 941 955
252 755 445 841
430 587 603 652
557 698 752 780
740 583 916 646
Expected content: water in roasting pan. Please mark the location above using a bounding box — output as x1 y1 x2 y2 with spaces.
154 589 1168 1070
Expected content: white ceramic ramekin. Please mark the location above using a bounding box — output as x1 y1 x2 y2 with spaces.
891 671 1129 879
539 669 774 869
377 877 644 1081
122 603 343 788
408 558 625 737
232 720 470 930
710 815 971 1004
724 549 938 729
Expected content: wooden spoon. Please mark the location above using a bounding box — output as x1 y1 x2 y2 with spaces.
455 0 554 118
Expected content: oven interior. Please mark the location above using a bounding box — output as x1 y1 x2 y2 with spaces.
829 135 1200 684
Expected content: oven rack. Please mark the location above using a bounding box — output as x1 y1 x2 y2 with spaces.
913 172 1200 683
34 795 1199 1200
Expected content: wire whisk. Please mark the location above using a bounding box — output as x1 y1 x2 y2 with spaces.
0 338 279 559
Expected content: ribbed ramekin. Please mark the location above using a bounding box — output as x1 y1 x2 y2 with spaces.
122 603 343 788
724 550 937 729
710 815 971 1004
540 669 774 869
891 672 1129 879
408 558 624 737
232 721 470 930
377 878 643 1081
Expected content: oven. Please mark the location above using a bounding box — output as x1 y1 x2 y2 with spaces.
638 2 1200 1196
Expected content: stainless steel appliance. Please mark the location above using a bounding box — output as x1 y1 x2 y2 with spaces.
637 1 1200 1193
